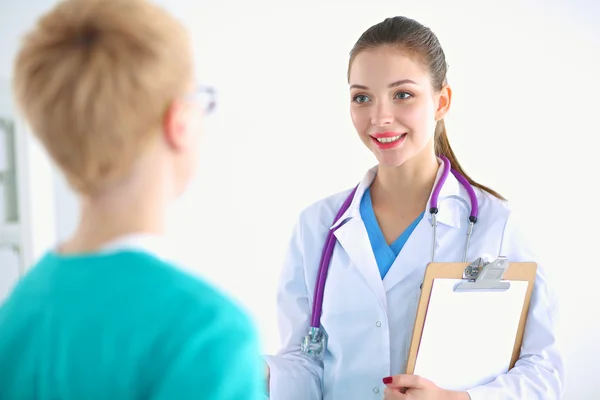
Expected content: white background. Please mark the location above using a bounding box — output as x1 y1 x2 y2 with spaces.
0 0 598 398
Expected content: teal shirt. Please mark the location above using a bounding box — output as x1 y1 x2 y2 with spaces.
0 250 265 400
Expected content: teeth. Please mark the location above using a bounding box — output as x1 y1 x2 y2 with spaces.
376 135 402 143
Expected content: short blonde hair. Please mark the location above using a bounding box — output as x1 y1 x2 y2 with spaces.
13 0 193 194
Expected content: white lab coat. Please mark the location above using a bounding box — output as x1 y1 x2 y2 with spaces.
265 164 565 400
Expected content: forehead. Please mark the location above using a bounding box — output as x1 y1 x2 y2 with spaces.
349 46 430 88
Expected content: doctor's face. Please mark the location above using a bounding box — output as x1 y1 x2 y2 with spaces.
348 46 444 168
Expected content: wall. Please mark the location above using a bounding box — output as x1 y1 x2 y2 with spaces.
0 78 57 301
0 78 19 302
0 0 598 398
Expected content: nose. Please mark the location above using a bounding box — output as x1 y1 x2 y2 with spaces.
371 100 394 127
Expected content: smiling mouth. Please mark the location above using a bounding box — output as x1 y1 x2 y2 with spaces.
374 133 406 143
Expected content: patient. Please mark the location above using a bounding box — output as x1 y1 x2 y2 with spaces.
0 0 264 398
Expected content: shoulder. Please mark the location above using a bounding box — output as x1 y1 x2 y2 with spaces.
133 254 262 375
473 188 535 261
57 251 259 343
63 251 257 335
296 186 355 232
139 253 257 331
138 256 264 397
473 187 513 232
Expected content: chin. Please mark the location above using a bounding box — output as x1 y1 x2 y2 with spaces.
374 150 411 169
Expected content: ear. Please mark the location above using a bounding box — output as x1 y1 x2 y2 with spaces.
162 99 189 151
435 84 452 121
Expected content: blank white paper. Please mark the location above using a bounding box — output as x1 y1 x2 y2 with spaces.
413 278 528 391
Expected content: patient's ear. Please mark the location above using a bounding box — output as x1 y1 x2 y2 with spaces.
162 99 190 152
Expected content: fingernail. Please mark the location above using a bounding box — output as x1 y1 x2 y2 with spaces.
383 376 393 384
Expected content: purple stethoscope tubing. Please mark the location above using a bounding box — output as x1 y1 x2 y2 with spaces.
308 155 479 331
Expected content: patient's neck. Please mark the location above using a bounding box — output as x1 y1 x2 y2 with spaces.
59 177 169 255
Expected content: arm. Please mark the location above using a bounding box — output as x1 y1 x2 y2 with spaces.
264 216 323 399
466 210 566 400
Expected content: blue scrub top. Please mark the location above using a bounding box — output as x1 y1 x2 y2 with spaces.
360 187 424 279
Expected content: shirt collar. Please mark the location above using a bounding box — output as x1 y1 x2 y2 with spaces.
99 232 171 260
331 159 469 230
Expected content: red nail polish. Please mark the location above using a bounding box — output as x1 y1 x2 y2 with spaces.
383 376 393 384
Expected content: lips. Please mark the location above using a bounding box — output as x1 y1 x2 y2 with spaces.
370 132 407 150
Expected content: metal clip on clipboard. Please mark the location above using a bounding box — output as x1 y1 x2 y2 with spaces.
454 256 511 292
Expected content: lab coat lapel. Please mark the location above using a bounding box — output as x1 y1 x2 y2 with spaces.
333 216 388 311
327 161 468 306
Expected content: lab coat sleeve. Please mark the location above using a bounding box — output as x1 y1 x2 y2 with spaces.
465 209 566 400
264 216 323 399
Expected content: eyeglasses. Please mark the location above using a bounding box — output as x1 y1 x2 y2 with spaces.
188 85 216 114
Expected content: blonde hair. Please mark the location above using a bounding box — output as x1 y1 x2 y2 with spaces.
13 0 193 194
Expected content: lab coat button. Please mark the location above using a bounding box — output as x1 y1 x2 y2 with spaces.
376 321 382 327
373 387 379 394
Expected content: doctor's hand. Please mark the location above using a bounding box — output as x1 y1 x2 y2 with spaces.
382 375 470 400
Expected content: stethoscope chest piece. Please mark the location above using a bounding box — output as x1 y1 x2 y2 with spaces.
301 327 326 360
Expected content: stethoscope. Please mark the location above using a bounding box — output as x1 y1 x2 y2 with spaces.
300 155 480 360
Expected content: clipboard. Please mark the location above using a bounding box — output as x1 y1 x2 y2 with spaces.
405 256 537 389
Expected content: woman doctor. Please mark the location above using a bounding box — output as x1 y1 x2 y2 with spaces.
264 16 564 400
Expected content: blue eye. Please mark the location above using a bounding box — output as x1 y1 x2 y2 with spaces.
395 92 412 100
352 94 371 104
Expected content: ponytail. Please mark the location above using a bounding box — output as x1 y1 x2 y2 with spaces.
434 119 506 201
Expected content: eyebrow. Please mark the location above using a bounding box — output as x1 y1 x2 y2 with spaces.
349 79 418 90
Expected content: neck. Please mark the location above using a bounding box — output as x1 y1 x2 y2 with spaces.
370 150 440 213
60 169 172 254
